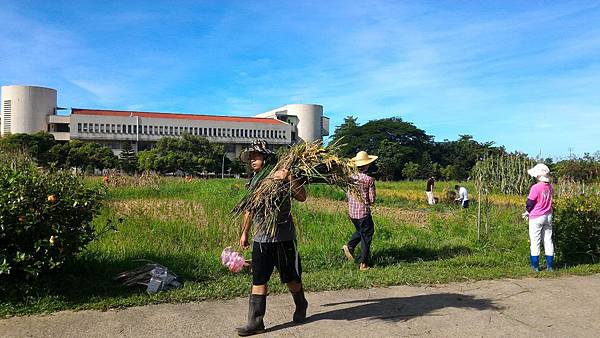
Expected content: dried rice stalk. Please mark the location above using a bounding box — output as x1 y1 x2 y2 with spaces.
232 140 359 237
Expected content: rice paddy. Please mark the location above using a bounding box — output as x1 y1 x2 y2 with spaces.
2 177 600 317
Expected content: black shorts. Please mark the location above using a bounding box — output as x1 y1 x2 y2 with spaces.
252 240 302 285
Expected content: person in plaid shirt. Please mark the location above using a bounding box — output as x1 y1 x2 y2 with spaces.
342 151 378 271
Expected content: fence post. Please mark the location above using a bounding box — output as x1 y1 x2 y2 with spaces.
477 188 481 242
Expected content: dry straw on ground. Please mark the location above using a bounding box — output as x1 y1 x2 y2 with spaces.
109 198 207 228
303 197 451 227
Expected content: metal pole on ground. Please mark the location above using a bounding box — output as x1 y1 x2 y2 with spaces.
221 153 225 179
477 189 481 242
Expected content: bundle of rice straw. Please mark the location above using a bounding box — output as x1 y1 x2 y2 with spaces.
232 140 359 237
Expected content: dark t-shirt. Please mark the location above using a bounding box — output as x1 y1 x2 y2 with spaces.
247 173 296 243
426 178 435 192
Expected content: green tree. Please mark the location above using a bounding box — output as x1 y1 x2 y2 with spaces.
402 161 420 181
419 152 434 178
331 116 359 145
0 132 57 166
119 142 138 174
375 139 417 180
137 134 223 174
441 164 457 181
334 117 432 158
47 140 118 170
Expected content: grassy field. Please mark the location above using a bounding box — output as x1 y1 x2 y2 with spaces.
2 178 600 317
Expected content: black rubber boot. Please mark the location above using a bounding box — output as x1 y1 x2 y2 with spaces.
291 289 308 323
237 294 266 336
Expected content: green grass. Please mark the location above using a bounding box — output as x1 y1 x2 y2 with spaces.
2 178 600 317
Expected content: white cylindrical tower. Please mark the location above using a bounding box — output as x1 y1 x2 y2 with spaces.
255 103 325 143
285 104 323 143
1 85 57 136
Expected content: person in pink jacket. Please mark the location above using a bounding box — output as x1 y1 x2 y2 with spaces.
524 163 554 272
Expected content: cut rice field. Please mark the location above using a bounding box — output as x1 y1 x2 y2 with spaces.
2 178 600 317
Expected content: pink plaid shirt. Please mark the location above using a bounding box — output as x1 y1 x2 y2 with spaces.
347 172 376 219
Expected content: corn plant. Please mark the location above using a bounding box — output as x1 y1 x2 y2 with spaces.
472 153 535 195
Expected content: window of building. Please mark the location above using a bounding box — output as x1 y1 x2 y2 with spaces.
133 125 137 134
94 124 99 133
77 123 82 132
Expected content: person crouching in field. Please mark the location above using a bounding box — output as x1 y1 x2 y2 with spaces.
342 151 378 271
454 184 469 208
237 140 308 336
425 176 436 205
524 163 554 272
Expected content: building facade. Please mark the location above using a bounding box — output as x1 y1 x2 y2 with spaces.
1 85 329 157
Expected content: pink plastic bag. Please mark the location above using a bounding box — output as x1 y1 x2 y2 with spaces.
221 247 248 273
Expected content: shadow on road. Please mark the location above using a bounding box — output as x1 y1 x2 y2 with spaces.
267 292 501 333
371 245 472 266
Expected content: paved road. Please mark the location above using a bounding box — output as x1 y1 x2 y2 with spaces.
2 274 599 337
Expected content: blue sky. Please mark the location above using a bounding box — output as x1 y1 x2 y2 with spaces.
1 1 599 158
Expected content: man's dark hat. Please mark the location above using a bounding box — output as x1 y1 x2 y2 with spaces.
239 139 275 162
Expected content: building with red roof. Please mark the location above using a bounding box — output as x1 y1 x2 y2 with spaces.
2 86 329 157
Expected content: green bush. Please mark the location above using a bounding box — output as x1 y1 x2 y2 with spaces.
0 151 104 285
554 195 600 263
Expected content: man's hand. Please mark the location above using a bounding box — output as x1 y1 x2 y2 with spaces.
239 231 250 249
272 169 290 181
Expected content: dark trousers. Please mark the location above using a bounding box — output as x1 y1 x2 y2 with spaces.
347 214 375 265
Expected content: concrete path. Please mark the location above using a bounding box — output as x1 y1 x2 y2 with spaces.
2 274 599 338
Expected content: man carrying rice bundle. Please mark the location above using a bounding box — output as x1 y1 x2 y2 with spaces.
236 139 308 336
233 139 359 335
342 151 378 271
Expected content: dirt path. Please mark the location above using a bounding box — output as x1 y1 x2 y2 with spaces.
2 274 599 337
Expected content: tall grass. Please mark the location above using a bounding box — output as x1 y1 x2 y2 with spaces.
2 178 600 317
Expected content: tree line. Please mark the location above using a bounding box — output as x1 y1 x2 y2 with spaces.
331 116 600 182
2 119 599 182
0 132 244 175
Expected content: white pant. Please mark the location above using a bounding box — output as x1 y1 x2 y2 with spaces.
426 191 435 205
528 213 554 256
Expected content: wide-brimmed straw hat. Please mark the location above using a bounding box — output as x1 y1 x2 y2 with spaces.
351 151 378 167
527 163 551 182
239 139 275 163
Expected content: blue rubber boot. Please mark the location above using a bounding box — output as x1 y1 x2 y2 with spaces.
546 255 554 272
530 255 540 272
